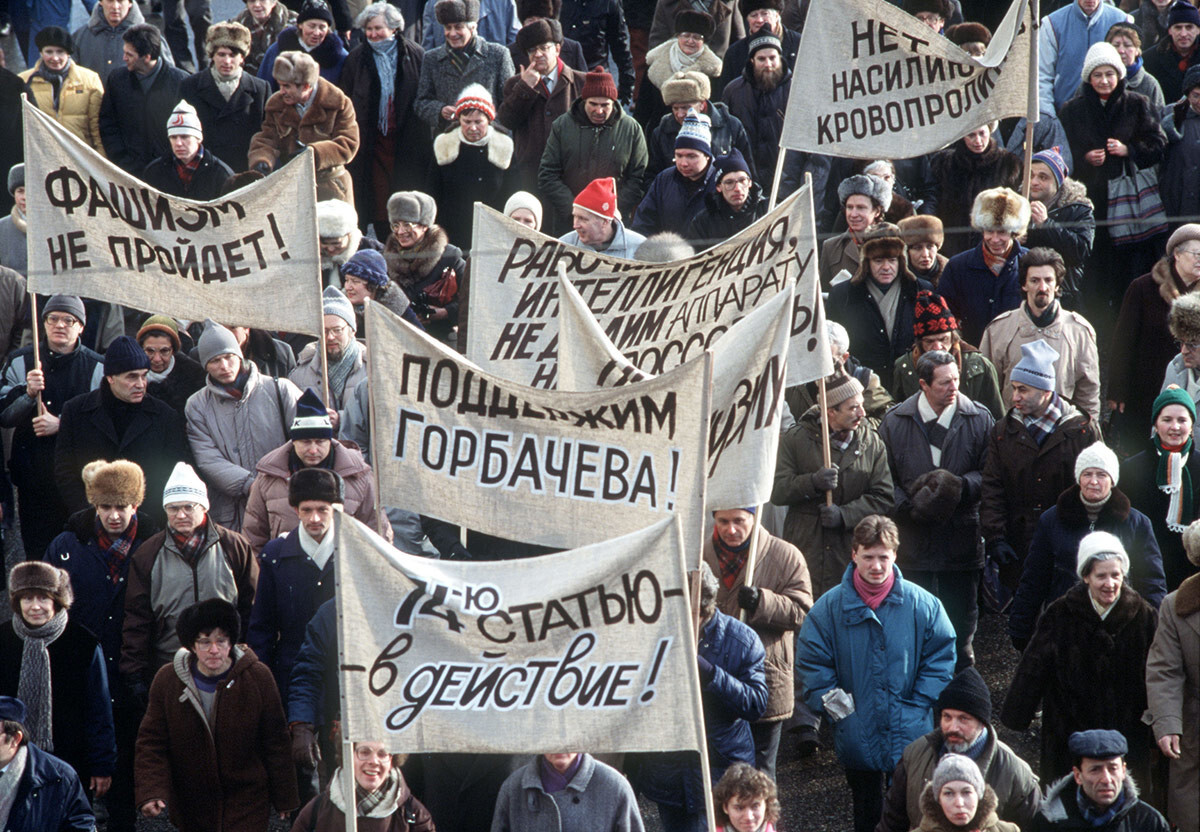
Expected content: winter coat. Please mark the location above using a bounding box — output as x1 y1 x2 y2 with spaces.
558 220 647 259
292 773 436 832
248 78 359 204
878 393 994 572
633 41 723 131
1031 773 1169 832
0 213 27 275
702 530 812 722
644 102 753 187
720 65 790 178
71 1 173 81
892 346 1005 419
937 242 1028 347
979 302 1101 421
19 60 104 153
414 36 514 133
421 0 518 49
231 4 296 75
1023 179 1095 305
244 330 297 378
1001 582 1158 781
184 364 301 530
383 225 466 341
54 385 191 519
179 68 271 172
913 783 1019 832
0 266 25 354
285 598 336 727
978 400 1101 568
1124 64 1165 113
1037 1 1131 113
648 0 742 59
135 646 299 832
44 508 160 690
927 141 1023 256
141 146 235 200
147 351 207 417
0 67 25 217
1131 1 1171 53
1162 100 1200 222
631 162 718 237
247 528 336 703
258 27 347 89
491 754 644 832
1009 485 1166 643
498 65 585 193
1145 35 1200 106
538 98 648 229
799 564 957 772
0 742 95 832
717 25 801 95
431 128 517 247
819 231 860 288
1144 574 1200 832
242 440 380 553
559 0 635 97
98 63 189 175
120 519 258 686
1003 113 1076 176
0 619 116 780
772 406 894 597
878 727 1038 832
687 185 767 250
1121 443 1200 592
784 358 893 427
288 341 366 417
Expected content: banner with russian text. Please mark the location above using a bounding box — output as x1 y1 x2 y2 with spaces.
22 100 323 334
779 0 1031 157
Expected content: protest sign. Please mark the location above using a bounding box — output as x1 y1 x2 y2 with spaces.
467 187 827 389
558 272 792 511
780 0 1032 158
22 100 323 335
366 302 711 557
336 512 707 754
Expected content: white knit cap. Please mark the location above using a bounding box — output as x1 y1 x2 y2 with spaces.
1074 442 1120 487
504 190 543 231
1080 41 1126 84
166 100 204 139
1076 530 1130 579
162 461 209 510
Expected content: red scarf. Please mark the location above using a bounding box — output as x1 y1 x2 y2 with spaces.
852 568 895 610
981 241 1011 275
712 528 750 589
174 148 203 187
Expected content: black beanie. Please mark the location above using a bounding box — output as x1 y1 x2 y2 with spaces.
935 667 992 725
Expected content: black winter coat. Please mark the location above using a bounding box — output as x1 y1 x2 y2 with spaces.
1001 582 1158 782
716 26 800 96
644 102 755 186
98 63 189 174
721 66 790 180
141 147 235 201
687 186 767 248
0 67 25 216
560 0 634 98
179 69 269 172
825 269 934 380
147 351 207 417
928 139 1022 256
430 131 517 248
1031 775 1170 832
1144 36 1200 106
1023 178 1095 306
1121 443 1200 592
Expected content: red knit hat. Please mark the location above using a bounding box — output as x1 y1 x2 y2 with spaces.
573 177 618 219
913 290 958 338
454 83 495 121
580 67 618 101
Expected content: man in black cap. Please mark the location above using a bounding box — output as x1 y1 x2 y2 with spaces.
687 149 766 247
0 696 95 832
877 668 1040 832
1032 730 1170 832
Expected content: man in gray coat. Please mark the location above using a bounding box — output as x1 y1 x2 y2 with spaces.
72 0 174 81
491 753 644 832
878 350 994 671
288 286 365 427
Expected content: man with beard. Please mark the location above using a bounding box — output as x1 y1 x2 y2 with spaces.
721 33 789 178
288 287 364 427
1145 2 1200 104
1022 149 1095 310
315 200 382 290
717 0 799 93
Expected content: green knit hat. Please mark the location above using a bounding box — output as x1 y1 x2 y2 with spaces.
1154 384 1196 422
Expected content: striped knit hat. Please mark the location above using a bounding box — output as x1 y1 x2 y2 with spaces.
454 83 495 121
675 107 713 158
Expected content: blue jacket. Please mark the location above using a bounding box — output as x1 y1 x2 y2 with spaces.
2 742 96 832
286 598 337 727
423 0 519 50
631 163 718 238
799 564 956 772
247 529 335 703
1039 2 1131 113
938 243 1027 346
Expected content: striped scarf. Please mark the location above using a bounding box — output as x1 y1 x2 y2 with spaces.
1155 435 1194 532
96 514 139 584
1021 393 1062 446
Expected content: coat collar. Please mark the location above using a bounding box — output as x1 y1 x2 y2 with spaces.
433 128 514 169
644 40 722 90
894 391 982 421
1055 484 1132 525
1176 572 1200 617
517 753 597 795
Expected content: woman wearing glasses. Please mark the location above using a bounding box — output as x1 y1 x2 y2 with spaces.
291 743 435 832
135 598 298 831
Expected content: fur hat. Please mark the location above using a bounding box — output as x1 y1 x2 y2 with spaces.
8 562 73 613
1167 223 1200 256
910 469 963 524
516 0 559 20
137 314 182 352
388 190 436 226
913 291 958 339
838 173 892 213
1182 519 1200 567
824 369 864 408
1077 530 1130 579
662 70 711 105
1081 41 1125 84
288 467 344 506
205 20 251 57
82 459 146 508
945 22 991 48
906 0 952 18
738 0 782 17
177 598 241 647
297 0 334 25
1075 441 1120 487
435 0 480 25
163 461 209 510
932 755 985 797
970 187 1030 235
515 18 561 52
316 199 358 239
34 26 73 54
674 8 714 38
7 164 23 197
453 83 495 121
272 50 319 86
634 232 694 263
898 215 944 248
935 667 991 725
1169 292 1200 346
859 222 905 261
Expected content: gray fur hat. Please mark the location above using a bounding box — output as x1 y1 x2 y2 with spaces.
435 0 480 24
388 191 436 227
837 173 892 213
1169 292 1200 345
272 50 319 86
7 164 23 196
316 199 358 239
634 232 695 263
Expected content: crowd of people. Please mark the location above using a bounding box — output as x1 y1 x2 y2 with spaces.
0 0 1198 830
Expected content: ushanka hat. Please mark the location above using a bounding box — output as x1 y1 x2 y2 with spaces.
1169 292 1200 344
8 562 73 613
912 291 958 339
674 8 714 38
970 187 1030 235
82 459 145 508
288 467 344 506
515 18 561 51
838 173 892 212
205 20 251 56
435 0 480 24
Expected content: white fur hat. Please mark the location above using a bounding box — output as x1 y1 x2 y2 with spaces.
970 187 1030 235
1076 531 1130 579
316 199 358 239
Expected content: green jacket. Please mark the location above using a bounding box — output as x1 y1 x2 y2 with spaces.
892 347 1006 420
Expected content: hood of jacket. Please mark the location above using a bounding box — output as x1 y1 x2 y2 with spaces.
917 780 1002 832
203 357 266 401
1047 177 1093 212
433 127 514 169
384 224 452 284
88 0 146 32
171 643 258 714
1040 772 1141 825
702 180 764 216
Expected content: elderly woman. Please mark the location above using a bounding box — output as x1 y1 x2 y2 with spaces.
492 752 643 832
384 191 466 343
861 160 915 225
135 598 298 832
504 190 543 231
0 562 115 800
1009 442 1166 649
18 27 104 154
819 174 892 287
913 755 1018 832
1001 531 1159 784
258 0 348 88
636 10 721 132
927 122 1022 256
232 0 297 74
339 2 428 241
291 742 434 831
339 249 422 333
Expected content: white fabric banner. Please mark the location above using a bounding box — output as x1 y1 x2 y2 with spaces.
466 186 829 388
779 0 1032 158
558 273 792 511
22 100 323 335
366 302 711 557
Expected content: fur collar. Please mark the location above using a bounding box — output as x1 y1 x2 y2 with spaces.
644 40 722 90
384 225 450 283
1176 572 1200 616
9 207 25 233
1056 484 1132 525
1041 773 1140 823
1061 581 1147 630
917 781 1002 832
1151 257 1195 305
433 129 514 169
1049 178 1093 211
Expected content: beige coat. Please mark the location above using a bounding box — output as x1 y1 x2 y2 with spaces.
1145 574 1200 832
702 529 812 722
20 60 105 153
978 301 1101 421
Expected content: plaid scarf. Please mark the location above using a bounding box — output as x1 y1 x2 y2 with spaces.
174 149 204 187
712 528 750 589
95 514 139 584
1021 393 1062 446
831 430 854 452
171 522 208 565
356 768 401 816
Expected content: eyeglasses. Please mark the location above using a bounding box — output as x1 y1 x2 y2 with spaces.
1176 248 1200 260
1177 340 1200 352
391 220 422 231
527 43 556 54
678 32 704 41
720 175 752 188
165 503 202 514
44 314 80 328
325 324 351 337
195 636 231 650
354 747 392 761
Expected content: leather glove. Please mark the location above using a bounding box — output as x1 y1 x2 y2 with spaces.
252 161 272 175
737 586 760 612
819 504 844 529
811 465 839 492
986 539 1019 566
290 722 321 769
1010 636 1029 653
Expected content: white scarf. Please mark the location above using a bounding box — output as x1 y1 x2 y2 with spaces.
299 523 335 571
0 744 29 829
460 130 492 148
211 66 241 100
148 355 175 384
917 393 956 466
668 40 703 74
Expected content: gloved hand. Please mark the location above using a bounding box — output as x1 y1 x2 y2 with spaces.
253 161 272 175
290 722 321 769
811 465 839 492
1010 636 1029 653
987 538 1019 566
737 586 760 612
819 504 844 528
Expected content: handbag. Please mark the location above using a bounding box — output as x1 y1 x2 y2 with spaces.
420 267 458 307
1107 159 1168 246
